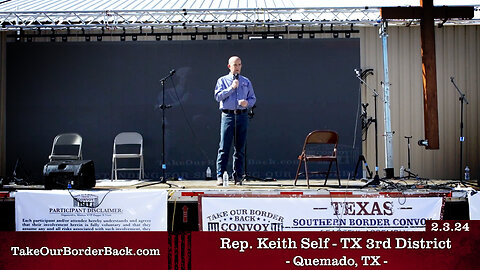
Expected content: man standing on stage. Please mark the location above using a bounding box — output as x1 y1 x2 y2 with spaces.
214 56 256 186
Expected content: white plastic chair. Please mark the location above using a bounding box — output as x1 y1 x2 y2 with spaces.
49 133 83 161
111 132 144 180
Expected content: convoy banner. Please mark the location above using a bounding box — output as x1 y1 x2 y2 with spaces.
15 190 168 231
200 196 444 231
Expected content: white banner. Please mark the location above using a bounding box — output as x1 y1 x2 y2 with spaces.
200 196 444 231
15 189 168 231
469 190 480 220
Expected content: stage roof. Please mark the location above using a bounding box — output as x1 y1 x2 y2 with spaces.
0 0 478 30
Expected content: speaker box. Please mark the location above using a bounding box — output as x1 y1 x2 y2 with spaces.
44 160 96 189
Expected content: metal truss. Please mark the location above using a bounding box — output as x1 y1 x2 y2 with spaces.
0 8 382 30
1 7 478 31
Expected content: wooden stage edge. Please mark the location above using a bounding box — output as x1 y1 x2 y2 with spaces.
3 178 477 202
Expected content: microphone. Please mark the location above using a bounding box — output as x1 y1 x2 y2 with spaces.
234 73 239 80
160 69 176 82
354 68 362 76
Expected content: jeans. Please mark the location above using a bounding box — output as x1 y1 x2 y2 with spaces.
216 112 249 179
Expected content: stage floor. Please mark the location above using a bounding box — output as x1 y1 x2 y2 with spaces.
90 178 466 190
4 178 471 190
4 178 475 203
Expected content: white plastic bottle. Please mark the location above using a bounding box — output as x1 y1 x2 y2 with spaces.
222 171 229 187
465 166 470 180
206 167 212 180
399 166 405 178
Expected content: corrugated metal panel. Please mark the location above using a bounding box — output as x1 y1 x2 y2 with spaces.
360 25 480 180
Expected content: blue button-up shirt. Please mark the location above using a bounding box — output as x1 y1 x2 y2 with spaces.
214 73 256 110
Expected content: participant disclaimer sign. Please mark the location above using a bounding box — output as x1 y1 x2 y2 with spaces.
15 190 168 231
199 195 444 231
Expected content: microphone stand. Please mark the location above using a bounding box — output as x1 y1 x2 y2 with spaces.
242 105 265 182
450 77 469 182
403 136 418 179
137 70 182 189
354 69 382 187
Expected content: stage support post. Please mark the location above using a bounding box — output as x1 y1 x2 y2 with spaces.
379 20 394 178
381 1 474 150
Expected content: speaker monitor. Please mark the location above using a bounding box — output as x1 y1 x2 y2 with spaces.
44 160 96 189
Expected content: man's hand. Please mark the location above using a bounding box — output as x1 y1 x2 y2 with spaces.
232 79 239 89
238 99 248 108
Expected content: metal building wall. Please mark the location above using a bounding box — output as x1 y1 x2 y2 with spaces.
360 25 479 180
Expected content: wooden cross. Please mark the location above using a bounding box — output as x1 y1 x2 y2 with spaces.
381 0 473 149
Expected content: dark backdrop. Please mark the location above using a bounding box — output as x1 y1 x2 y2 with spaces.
6 38 361 180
